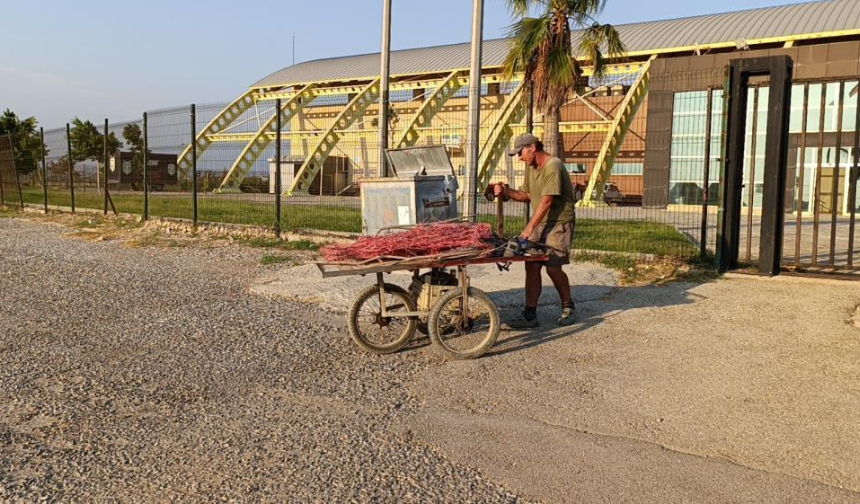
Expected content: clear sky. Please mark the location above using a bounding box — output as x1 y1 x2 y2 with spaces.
0 0 813 128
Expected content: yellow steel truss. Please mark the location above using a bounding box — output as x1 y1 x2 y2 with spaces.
579 56 656 207
394 70 464 149
215 84 318 193
176 89 259 178
288 78 381 195
476 82 526 191
204 119 611 144
250 63 647 92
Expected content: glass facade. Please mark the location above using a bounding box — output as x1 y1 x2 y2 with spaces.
791 81 859 214
670 80 860 214
669 90 723 205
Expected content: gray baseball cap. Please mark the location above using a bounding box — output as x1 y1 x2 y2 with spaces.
507 133 540 156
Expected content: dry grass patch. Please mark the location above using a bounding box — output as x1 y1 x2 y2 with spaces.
573 252 718 286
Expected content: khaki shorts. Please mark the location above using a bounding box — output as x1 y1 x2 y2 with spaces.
528 220 574 267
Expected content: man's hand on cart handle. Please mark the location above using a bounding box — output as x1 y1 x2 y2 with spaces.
492 182 509 199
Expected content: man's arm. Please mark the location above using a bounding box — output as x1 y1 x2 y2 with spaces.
493 183 530 203
521 195 554 239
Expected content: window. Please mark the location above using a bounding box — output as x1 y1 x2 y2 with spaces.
789 84 805 133
843 82 859 132
669 89 723 205
565 163 587 174
612 162 643 175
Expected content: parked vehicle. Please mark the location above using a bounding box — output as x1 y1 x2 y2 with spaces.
600 182 625 206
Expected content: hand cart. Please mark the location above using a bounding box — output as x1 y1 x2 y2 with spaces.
316 251 548 360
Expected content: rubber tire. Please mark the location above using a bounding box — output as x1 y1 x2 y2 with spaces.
348 284 417 355
427 287 500 360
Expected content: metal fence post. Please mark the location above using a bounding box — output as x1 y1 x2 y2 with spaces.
14 134 24 210
191 104 198 227
0 136 5 204
275 98 282 237
700 87 713 258
103 118 109 215
378 0 391 178
41 127 48 213
66 123 75 213
143 112 149 221
464 0 484 222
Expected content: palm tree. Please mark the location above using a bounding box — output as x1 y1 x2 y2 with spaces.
503 0 625 157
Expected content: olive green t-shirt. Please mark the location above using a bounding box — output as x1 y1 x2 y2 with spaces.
521 156 576 224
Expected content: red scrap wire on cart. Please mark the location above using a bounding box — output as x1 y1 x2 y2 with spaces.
321 222 496 262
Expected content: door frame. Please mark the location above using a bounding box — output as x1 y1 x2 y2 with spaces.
717 56 794 275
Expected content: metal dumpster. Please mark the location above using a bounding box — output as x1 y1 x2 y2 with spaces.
360 146 459 235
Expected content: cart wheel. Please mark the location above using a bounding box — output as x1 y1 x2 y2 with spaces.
428 287 500 360
348 284 417 354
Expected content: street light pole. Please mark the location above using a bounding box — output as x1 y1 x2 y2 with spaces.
378 0 392 177
464 0 484 221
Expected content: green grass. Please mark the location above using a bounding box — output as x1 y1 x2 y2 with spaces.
259 254 296 266
575 219 698 258
21 187 699 259
240 236 320 251
22 187 362 233
481 215 697 258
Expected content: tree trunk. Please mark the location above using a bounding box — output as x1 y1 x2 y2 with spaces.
542 105 563 159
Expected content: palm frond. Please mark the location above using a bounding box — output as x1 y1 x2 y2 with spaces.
502 16 551 81
505 0 534 18
578 22 626 77
543 43 575 107
566 0 605 25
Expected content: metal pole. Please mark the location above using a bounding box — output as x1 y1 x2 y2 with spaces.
275 98 283 237
378 0 392 177
103 118 109 215
829 82 845 266
795 84 809 265
524 84 533 227
464 0 484 222
143 112 149 221
66 123 75 213
0 135 5 205
191 104 198 227
12 134 24 209
745 88 759 262
700 87 713 257
40 127 48 213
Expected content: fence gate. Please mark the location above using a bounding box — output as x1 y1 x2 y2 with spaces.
783 79 860 276
718 56 793 276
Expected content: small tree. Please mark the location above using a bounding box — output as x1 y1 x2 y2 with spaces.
122 123 146 183
0 109 44 177
69 117 119 162
503 0 625 157
69 117 120 191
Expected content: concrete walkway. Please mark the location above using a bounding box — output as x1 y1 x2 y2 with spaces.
264 262 860 502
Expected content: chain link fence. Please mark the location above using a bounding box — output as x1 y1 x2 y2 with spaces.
4 67 748 262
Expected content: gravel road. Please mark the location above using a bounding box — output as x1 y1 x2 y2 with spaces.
3 214 860 503
0 217 524 502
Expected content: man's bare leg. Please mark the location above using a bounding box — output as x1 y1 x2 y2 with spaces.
525 262 543 308
545 266 571 305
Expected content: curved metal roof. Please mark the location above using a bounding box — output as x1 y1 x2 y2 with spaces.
252 0 860 88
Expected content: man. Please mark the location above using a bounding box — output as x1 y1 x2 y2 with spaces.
493 133 576 328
